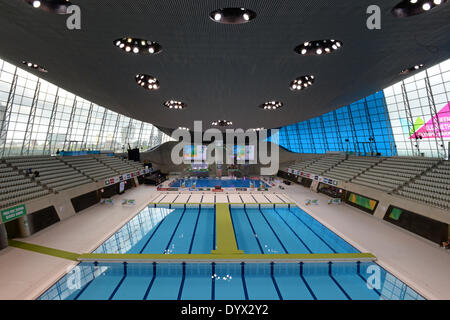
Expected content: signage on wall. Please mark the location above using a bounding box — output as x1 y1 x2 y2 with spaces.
1 204 26 223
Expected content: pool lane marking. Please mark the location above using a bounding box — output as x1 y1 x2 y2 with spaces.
257 208 289 254
300 262 317 300
273 208 313 253
356 261 383 298
164 208 187 253
212 207 216 251
108 262 127 300
211 262 215 300
177 262 186 300
73 261 98 300
211 203 243 255
8 240 80 261
270 262 283 300
328 261 352 300
138 213 169 254
287 207 337 253
229 206 240 251
143 262 157 300
241 262 249 300
243 207 264 254
188 208 201 254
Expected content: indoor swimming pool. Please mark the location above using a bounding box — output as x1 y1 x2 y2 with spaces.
93 205 357 255
170 178 270 188
39 204 425 300
39 261 424 300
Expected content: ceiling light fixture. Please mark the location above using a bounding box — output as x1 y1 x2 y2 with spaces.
260 101 283 110
114 37 162 55
209 8 256 24
290 75 315 91
24 0 72 14
392 0 447 17
164 100 187 110
135 74 159 91
212 120 233 127
22 60 48 73
400 64 425 75
295 39 343 56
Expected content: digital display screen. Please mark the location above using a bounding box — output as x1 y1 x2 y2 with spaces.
234 145 255 161
183 145 206 162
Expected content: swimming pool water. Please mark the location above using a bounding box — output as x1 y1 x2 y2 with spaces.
40 204 425 300
39 261 424 300
170 178 270 188
231 206 358 254
94 207 215 254
94 205 357 255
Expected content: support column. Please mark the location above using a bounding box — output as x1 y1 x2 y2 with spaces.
0 223 8 250
17 216 31 238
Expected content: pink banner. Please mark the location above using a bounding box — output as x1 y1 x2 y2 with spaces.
411 103 450 139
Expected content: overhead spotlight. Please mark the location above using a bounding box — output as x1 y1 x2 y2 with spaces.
164 100 187 110
114 37 162 55
392 0 447 17
260 101 283 110
295 39 343 56
135 74 160 91
22 60 48 73
178 127 189 131
400 63 424 75
209 8 256 24
290 75 315 91
24 0 72 14
211 120 233 127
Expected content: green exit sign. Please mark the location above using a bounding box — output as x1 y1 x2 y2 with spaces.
1 204 27 223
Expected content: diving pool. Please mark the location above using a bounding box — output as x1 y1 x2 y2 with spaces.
170 178 270 188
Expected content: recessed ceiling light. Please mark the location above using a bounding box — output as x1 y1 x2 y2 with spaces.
295 39 343 56
114 37 162 55
250 127 265 132
22 60 48 73
135 74 160 91
290 75 315 91
24 0 72 14
260 101 283 110
400 63 425 75
211 120 233 127
178 127 189 131
209 8 256 24
164 100 187 110
392 0 447 17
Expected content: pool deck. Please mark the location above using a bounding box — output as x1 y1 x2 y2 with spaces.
0 181 449 299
